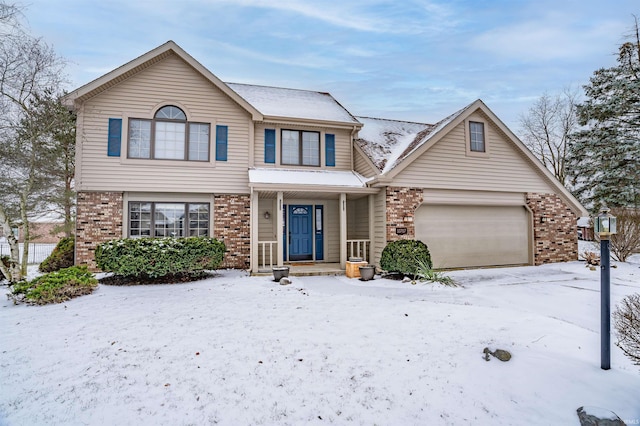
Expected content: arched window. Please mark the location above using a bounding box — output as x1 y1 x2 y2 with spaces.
128 105 210 161
155 105 186 120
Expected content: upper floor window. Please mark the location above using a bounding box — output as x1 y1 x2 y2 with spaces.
128 105 210 161
281 130 320 166
469 121 485 152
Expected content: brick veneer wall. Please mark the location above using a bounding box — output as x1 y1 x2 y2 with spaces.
214 194 251 269
526 193 578 265
386 187 424 242
76 191 124 270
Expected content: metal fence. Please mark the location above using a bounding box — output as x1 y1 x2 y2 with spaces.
0 243 57 265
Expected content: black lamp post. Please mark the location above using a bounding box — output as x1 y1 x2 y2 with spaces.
594 207 617 370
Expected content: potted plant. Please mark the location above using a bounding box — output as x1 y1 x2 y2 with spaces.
359 265 375 281
272 266 290 281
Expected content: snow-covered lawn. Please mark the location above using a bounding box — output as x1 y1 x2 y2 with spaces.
1 256 639 425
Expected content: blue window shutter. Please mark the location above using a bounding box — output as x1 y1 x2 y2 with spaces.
107 118 122 157
264 129 276 164
216 125 228 161
325 133 335 167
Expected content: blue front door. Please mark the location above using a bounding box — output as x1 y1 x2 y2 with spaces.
288 205 313 261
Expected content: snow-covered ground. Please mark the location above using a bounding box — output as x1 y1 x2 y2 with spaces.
1 251 639 425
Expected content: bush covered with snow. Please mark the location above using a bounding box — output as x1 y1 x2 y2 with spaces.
95 237 226 279
39 237 74 273
614 293 640 367
380 239 431 277
10 266 97 305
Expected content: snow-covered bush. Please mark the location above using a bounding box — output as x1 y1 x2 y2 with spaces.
613 293 640 367
10 266 97 305
380 239 431 277
39 237 74 273
95 237 226 279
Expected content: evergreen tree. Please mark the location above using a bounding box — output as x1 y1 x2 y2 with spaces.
568 18 640 212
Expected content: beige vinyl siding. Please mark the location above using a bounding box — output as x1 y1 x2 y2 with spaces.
258 198 278 266
254 123 353 170
423 189 526 206
354 149 378 178
258 199 278 242
79 53 252 194
322 199 340 263
371 189 387 266
392 112 555 194
347 197 369 240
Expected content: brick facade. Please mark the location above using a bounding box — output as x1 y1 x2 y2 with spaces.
76 191 124 270
526 193 578 265
214 194 251 269
76 191 251 271
385 187 423 242
383 188 578 267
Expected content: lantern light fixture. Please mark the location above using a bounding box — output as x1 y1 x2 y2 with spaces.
594 207 617 238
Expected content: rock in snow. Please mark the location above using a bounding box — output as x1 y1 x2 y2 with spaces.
576 406 626 426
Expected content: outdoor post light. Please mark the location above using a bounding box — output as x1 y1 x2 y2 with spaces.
594 207 617 370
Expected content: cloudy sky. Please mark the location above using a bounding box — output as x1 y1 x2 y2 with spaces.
21 0 638 130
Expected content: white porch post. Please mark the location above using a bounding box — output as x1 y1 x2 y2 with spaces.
340 193 347 268
250 190 258 273
277 191 284 266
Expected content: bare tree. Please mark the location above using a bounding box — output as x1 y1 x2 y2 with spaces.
608 207 640 262
518 88 579 186
614 293 640 367
0 2 66 282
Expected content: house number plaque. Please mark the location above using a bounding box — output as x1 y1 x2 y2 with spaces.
396 227 408 235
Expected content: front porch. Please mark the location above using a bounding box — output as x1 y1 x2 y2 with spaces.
248 169 380 275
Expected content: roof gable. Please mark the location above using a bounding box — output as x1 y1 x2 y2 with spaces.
355 103 471 174
357 100 587 216
63 41 263 120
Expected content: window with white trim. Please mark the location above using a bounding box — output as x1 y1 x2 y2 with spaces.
129 202 210 238
128 105 210 161
469 121 485 152
281 130 320 166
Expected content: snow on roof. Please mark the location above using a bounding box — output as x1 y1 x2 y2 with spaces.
355 103 472 174
355 117 434 173
249 168 370 188
577 217 592 227
227 83 360 125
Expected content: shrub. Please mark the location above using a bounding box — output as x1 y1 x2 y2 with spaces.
380 239 432 276
415 257 457 286
613 293 640 367
580 250 600 266
39 237 75 273
10 266 97 305
95 237 226 279
608 207 640 262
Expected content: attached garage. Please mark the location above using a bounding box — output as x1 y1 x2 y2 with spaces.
414 204 532 269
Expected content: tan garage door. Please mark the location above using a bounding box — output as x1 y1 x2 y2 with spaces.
414 205 531 269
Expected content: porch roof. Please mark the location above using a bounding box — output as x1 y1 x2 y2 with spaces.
248 168 377 194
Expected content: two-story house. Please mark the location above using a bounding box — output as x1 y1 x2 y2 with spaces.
64 41 587 273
